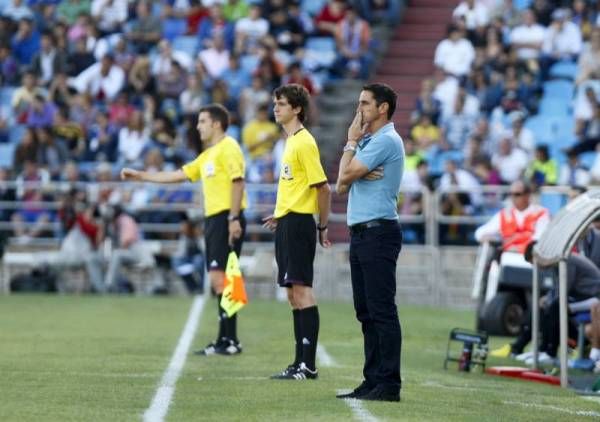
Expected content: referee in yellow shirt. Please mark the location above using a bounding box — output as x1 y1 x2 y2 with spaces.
263 84 331 380
121 104 247 356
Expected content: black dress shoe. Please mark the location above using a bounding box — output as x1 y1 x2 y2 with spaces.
336 381 373 399
360 385 400 402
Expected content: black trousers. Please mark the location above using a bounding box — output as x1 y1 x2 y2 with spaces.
349 222 403 393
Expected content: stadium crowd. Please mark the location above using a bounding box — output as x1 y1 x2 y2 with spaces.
401 0 600 244
0 0 399 243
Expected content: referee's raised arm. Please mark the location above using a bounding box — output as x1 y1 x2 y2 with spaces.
120 168 188 183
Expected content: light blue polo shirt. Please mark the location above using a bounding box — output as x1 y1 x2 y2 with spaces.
347 122 405 226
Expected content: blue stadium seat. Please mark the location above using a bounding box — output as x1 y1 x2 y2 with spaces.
538 98 570 116
172 36 198 57
162 18 187 42
514 0 532 10
303 37 337 70
540 192 565 216
579 152 596 169
0 86 16 107
525 115 554 141
305 36 336 52
0 143 15 167
543 80 574 99
9 124 26 144
301 0 327 16
549 61 578 80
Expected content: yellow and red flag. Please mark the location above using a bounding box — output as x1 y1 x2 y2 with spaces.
220 251 248 317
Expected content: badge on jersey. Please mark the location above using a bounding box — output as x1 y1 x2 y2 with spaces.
281 163 293 180
204 162 216 177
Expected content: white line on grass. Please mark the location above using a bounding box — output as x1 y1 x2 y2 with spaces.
143 295 207 422
582 396 600 405
503 400 600 418
317 343 338 367
337 391 380 422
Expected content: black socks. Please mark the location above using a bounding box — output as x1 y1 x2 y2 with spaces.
293 309 301 366
298 306 319 371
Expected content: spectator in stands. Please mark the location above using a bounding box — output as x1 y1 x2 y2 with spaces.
56 0 90 26
524 144 558 187
531 0 553 27
466 69 503 115
472 155 501 186
103 204 161 292
220 55 251 101
91 0 127 35
332 5 372 80
559 151 591 186
31 31 67 86
0 44 19 85
2 0 33 22
242 103 278 171
239 74 270 123
70 93 98 132
0 167 16 224
128 56 156 101
411 114 440 152
540 8 582 80
197 4 235 51
152 39 193 78
453 0 490 44
508 111 535 158
172 215 205 294
85 110 118 162
11 72 42 125
36 126 68 178
441 88 478 151
224 0 249 21
117 110 150 166
439 159 482 211
11 160 52 242
434 24 475 78
48 72 74 109
108 91 135 128
53 107 85 157
26 94 56 128
199 33 230 80
268 7 305 54
414 78 441 124
69 53 126 102
179 73 207 117
254 38 285 90
576 28 600 86
491 136 529 184
125 1 161 54
575 83 600 138
157 59 188 100
509 8 546 67
12 127 37 174
315 0 346 37
67 37 95 77
288 0 315 35
234 3 268 55
357 0 400 27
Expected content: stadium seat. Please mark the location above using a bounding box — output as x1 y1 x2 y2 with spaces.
0 142 15 167
525 115 554 142
301 0 327 16
303 37 337 71
543 80 574 100
162 18 187 42
0 86 16 107
538 98 570 116
513 0 532 10
172 36 198 57
579 152 596 169
8 124 26 144
540 192 565 216
549 61 578 80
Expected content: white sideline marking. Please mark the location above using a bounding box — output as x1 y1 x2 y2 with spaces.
337 390 380 422
582 396 600 405
143 295 207 422
317 344 338 367
503 401 600 417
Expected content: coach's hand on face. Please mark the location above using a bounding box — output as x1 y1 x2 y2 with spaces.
347 110 368 144
120 168 141 181
228 220 242 246
262 214 277 231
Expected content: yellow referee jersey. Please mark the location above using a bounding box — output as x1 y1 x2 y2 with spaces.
182 136 248 217
274 128 327 218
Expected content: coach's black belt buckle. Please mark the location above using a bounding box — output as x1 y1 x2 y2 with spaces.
349 219 396 234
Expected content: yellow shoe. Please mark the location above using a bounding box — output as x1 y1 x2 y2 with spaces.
490 344 512 358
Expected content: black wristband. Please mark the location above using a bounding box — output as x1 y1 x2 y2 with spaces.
317 225 327 231
228 215 240 222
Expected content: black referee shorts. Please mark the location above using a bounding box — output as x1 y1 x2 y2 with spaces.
275 212 316 287
204 210 246 272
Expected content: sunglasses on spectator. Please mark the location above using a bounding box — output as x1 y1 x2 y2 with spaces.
510 192 526 197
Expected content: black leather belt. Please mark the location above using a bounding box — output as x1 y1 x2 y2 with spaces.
349 219 398 235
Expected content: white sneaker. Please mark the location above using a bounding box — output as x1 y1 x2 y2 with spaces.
515 351 534 362
525 352 557 366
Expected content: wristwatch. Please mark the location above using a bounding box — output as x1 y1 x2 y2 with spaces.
317 225 328 231
228 215 240 222
343 143 357 153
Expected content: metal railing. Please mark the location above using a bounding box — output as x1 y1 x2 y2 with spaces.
0 181 573 247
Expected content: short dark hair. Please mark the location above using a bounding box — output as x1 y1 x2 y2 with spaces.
273 84 310 123
362 83 397 119
199 103 230 131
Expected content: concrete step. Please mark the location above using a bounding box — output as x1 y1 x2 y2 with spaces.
378 58 435 76
386 40 438 58
393 24 446 41
402 8 451 25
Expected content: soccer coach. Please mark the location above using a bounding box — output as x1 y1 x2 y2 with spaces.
335 83 404 402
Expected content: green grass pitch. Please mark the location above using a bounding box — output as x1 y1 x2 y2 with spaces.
1 295 599 421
